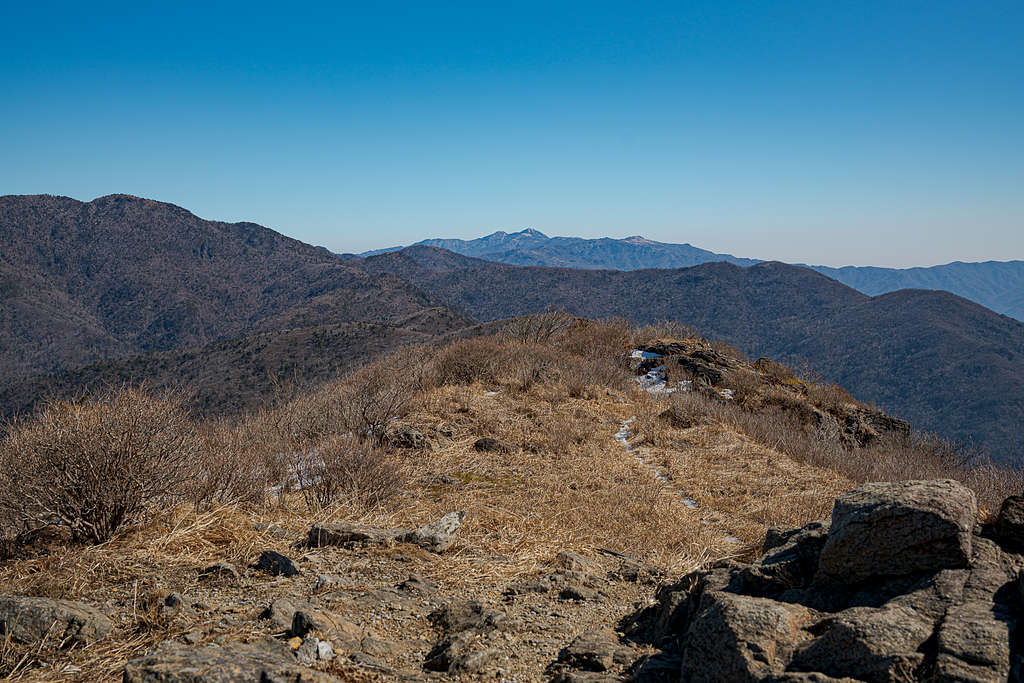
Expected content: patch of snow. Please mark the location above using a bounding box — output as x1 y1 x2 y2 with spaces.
484 390 502 396
718 389 735 400
630 349 664 360
615 418 699 510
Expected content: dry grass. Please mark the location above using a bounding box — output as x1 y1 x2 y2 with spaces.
646 384 1023 517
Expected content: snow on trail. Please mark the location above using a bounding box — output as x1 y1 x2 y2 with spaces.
622 349 741 543
615 417 699 510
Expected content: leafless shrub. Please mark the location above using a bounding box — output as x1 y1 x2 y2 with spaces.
262 346 431 448
291 435 404 511
338 347 432 442
431 337 500 386
805 382 861 412
502 310 579 344
630 320 698 346
710 340 748 362
0 387 198 544
188 419 272 511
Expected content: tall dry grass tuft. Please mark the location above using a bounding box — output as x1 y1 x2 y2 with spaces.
0 387 198 544
659 387 1023 514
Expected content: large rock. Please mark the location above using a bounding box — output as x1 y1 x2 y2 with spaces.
817 480 976 583
933 602 1013 681
252 550 299 577
994 495 1024 550
559 630 626 672
0 595 112 646
123 639 341 682
306 522 408 548
789 605 932 681
621 483 1024 683
308 512 464 552
398 510 466 552
680 591 814 682
431 600 506 635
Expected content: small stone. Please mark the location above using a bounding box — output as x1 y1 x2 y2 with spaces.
252 550 299 577
398 574 437 595
182 629 204 645
994 496 1024 550
295 637 320 666
385 424 429 449
559 630 621 672
559 586 600 602
124 640 341 683
556 551 598 572
452 647 499 673
431 601 507 635
473 437 513 453
307 522 410 548
199 561 241 584
317 639 335 661
425 631 475 671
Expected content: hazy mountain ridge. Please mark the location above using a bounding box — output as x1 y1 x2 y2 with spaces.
361 230 1023 321
809 260 1024 321
361 229 760 269
0 194 447 383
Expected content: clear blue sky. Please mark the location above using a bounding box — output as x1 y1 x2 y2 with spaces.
2 1 1021 267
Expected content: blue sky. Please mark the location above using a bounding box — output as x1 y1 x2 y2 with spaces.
2 1 1021 267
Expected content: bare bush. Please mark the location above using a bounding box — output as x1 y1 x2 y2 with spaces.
290 435 404 511
630 320 697 346
431 337 500 386
502 310 579 344
189 419 272 511
262 346 431 448
0 387 198 544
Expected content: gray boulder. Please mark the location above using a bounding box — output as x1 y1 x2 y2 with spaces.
680 591 814 682
559 630 626 672
0 594 112 646
123 639 342 682
994 495 1024 550
252 550 299 577
817 480 975 583
789 605 932 681
398 510 466 552
306 522 408 548
430 600 506 635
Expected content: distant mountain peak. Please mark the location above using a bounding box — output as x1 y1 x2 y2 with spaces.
622 235 659 245
516 228 548 238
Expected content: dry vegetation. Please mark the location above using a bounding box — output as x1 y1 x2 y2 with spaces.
0 313 1021 679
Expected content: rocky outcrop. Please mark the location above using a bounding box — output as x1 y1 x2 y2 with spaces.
817 480 975 583
636 339 911 447
123 639 342 682
0 595 112 646
307 511 465 553
627 480 1024 682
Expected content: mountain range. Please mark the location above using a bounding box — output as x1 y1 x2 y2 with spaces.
362 230 1024 322
1 194 1021 464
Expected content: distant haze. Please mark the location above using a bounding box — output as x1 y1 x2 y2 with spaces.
2 3 1022 266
